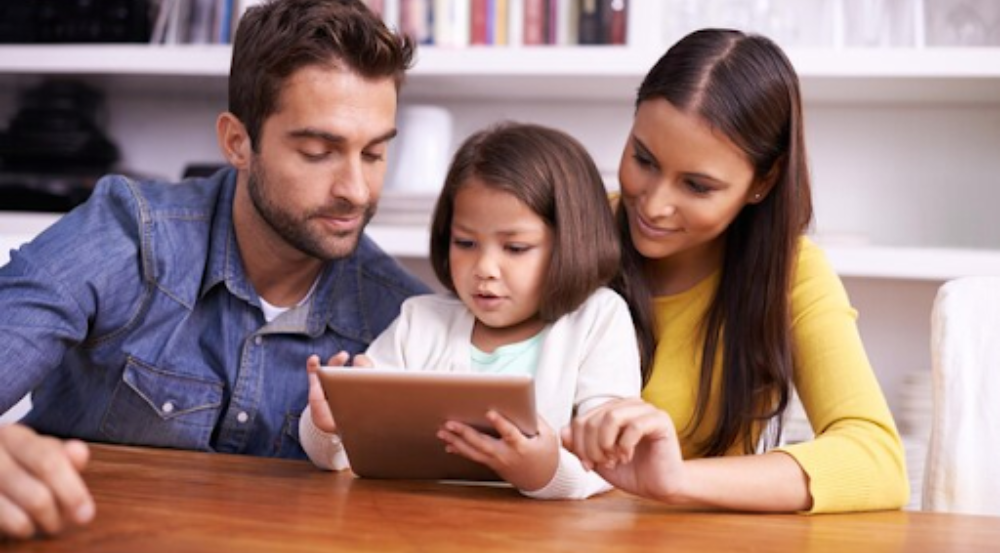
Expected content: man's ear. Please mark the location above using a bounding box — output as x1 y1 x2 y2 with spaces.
217 112 253 170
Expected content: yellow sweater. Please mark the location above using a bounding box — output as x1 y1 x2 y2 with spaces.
642 237 909 513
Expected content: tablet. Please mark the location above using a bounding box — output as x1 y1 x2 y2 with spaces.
317 367 538 481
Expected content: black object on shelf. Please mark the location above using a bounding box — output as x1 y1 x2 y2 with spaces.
0 80 120 212
0 80 119 174
0 0 153 44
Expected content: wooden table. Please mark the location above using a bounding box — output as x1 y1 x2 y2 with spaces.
8 444 1000 552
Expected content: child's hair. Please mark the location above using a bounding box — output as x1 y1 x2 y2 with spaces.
229 0 414 151
430 122 619 322
625 28 814 456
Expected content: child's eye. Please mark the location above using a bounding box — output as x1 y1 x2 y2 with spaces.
451 238 475 250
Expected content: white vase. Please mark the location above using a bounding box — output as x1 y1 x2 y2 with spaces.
385 105 453 195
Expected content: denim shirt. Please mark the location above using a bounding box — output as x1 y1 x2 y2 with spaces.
0 168 429 459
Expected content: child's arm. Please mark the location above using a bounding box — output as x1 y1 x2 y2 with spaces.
299 353 351 471
522 288 644 499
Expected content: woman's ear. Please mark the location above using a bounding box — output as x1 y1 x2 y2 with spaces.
217 112 253 170
748 159 782 204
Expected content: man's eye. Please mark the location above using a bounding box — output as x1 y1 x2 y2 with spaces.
301 151 328 161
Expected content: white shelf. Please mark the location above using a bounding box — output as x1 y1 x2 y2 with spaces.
2 45 1000 103
825 245 1000 281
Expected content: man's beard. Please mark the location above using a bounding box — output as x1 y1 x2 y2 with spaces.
247 159 376 261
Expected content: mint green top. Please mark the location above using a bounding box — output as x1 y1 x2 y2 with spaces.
471 330 547 376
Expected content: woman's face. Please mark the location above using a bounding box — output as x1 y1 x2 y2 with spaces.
618 98 760 269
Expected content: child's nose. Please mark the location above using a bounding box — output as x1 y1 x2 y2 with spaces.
474 252 500 280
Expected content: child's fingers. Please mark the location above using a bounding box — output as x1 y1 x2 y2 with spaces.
352 354 374 368
485 411 527 446
306 355 321 374
437 428 491 465
324 351 350 367
441 421 496 454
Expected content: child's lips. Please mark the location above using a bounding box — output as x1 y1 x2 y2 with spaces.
472 292 505 309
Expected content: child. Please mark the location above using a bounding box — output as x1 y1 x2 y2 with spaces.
299 122 644 499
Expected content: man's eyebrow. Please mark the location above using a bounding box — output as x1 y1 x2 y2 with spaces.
287 128 398 146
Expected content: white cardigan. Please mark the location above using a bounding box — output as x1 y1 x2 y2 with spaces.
300 287 641 499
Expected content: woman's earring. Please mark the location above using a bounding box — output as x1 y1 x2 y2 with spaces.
753 193 762 201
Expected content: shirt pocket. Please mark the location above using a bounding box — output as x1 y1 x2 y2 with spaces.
100 356 224 450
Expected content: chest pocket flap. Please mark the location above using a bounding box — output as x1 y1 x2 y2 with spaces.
101 356 224 449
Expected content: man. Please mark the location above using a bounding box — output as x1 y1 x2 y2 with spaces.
0 0 428 539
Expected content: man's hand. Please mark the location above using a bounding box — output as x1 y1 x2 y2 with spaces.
0 424 94 539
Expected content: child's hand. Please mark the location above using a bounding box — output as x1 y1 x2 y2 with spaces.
306 352 349 433
437 412 559 492
352 353 374 368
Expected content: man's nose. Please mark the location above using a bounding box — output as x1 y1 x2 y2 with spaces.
332 157 370 207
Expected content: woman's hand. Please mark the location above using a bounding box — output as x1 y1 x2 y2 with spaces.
0 424 94 539
437 413 559 492
562 398 687 503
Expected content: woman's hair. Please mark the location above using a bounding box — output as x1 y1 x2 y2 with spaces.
630 28 814 456
430 122 654 377
229 0 415 151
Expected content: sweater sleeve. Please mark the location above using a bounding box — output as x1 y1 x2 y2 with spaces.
525 289 641 500
520 447 612 500
299 406 351 472
774 239 909 513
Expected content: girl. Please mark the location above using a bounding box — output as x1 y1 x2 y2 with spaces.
563 29 909 513
300 122 648 499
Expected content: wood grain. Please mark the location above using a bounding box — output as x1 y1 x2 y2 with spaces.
9 444 999 552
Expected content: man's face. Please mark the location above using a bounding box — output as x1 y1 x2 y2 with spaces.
247 65 398 260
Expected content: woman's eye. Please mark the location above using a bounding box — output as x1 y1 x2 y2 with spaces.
686 180 712 195
632 153 654 168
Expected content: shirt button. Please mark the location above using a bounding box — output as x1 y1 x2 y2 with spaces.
254 336 262 346
237 411 249 424
162 401 175 414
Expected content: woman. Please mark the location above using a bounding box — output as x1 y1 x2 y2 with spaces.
563 29 908 513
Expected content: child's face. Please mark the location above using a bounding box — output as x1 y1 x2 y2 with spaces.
449 179 553 344
617 98 758 272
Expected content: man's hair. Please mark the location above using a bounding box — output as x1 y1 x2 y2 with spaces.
229 0 415 150
429 122 621 323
